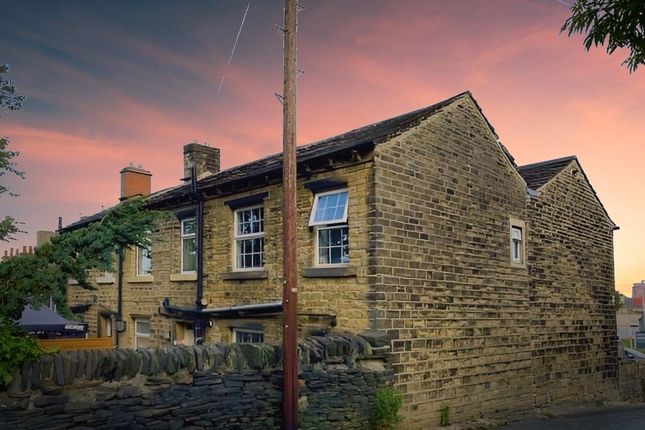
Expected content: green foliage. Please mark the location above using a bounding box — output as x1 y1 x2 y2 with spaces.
0 318 42 386
0 198 165 378
561 0 645 72
0 198 164 317
440 405 450 426
0 64 25 242
614 290 625 312
0 64 25 111
375 386 403 429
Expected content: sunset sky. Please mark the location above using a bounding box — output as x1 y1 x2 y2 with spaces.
1 0 643 295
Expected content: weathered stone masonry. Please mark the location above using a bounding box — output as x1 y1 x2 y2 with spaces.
0 335 392 429
371 98 533 427
63 92 618 429
526 160 618 406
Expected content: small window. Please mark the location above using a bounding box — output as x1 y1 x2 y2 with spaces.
181 218 197 273
317 226 349 265
511 227 522 262
233 328 264 343
509 219 526 267
308 189 349 226
234 206 265 270
136 245 152 276
134 319 152 349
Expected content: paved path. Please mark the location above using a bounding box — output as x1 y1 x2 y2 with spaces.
498 405 645 430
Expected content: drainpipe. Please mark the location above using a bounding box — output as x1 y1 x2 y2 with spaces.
115 246 124 348
192 164 206 343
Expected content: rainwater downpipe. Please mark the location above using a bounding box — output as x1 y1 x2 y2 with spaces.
116 245 124 348
192 164 206 343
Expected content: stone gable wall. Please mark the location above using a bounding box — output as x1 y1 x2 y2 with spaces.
370 98 533 428
527 161 619 405
0 335 392 429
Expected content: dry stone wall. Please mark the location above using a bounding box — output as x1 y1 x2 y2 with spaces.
0 334 392 429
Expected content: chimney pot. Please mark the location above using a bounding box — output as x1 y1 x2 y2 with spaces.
184 142 220 182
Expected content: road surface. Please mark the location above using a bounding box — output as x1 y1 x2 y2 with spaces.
499 405 645 430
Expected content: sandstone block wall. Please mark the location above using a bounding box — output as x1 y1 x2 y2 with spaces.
69 161 373 348
370 98 533 428
527 161 619 405
0 334 392 429
619 360 645 402
202 161 373 342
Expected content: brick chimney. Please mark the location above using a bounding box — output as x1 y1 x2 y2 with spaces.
184 142 220 182
120 164 152 201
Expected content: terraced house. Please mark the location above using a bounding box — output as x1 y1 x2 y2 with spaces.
65 91 619 427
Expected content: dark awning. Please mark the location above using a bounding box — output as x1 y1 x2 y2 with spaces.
18 305 88 333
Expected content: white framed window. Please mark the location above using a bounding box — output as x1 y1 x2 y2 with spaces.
233 328 264 344
309 189 350 266
308 189 349 226
511 227 522 263
234 206 264 270
181 218 197 273
136 245 152 276
509 218 526 267
316 225 349 266
134 319 151 349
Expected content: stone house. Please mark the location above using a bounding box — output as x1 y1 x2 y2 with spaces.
65 91 619 427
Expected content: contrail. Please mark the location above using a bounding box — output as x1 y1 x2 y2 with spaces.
219 1 252 93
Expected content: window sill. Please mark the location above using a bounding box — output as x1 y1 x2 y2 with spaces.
170 273 197 282
303 266 356 278
96 275 115 284
510 262 526 269
127 275 154 283
222 270 268 280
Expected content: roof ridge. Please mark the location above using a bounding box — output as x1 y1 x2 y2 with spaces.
518 155 576 170
201 90 473 182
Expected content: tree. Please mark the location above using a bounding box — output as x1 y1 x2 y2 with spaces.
0 64 26 241
561 0 645 72
0 198 165 384
614 289 625 312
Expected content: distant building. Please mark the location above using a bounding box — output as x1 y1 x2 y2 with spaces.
632 280 645 307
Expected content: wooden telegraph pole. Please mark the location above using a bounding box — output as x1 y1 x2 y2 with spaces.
281 0 298 429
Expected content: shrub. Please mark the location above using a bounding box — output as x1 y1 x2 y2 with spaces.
0 318 42 386
375 386 403 429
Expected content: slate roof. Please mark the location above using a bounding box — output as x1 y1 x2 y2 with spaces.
63 208 110 231
517 156 576 190
148 91 483 205
63 91 515 229
518 155 618 229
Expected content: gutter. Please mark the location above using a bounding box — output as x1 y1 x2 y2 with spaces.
161 298 283 319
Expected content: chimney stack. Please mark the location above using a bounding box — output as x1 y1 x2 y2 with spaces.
36 231 54 247
120 164 152 201
183 142 220 182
